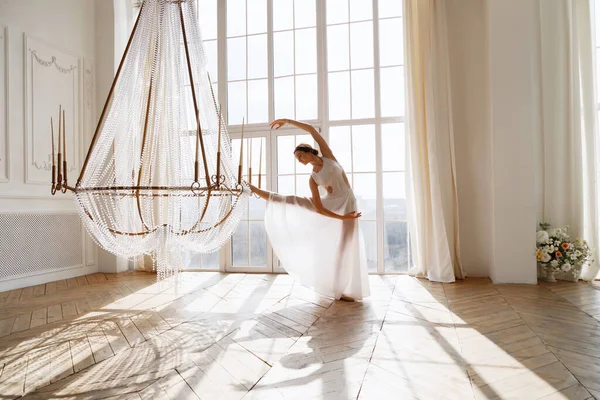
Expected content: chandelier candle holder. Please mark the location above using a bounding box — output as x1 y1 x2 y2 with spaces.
48 0 265 278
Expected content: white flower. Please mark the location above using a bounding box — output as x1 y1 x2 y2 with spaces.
550 260 559 268
541 253 551 262
536 231 550 244
570 254 577 261
575 250 582 257
562 263 572 272
548 229 557 237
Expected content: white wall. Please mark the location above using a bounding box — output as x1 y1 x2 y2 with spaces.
0 0 99 290
487 0 540 284
445 0 540 283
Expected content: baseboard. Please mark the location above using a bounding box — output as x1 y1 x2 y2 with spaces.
0 263 98 292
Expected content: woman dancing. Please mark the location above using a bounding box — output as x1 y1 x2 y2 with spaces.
249 118 371 301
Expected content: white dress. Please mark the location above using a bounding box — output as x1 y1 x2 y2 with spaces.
264 157 371 300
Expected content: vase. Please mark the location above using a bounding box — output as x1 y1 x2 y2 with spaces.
544 267 556 282
537 264 547 280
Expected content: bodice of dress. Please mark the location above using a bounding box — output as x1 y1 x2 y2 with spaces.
311 157 356 214
311 157 350 194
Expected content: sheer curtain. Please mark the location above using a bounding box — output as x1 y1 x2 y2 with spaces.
403 0 464 282
539 0 600 281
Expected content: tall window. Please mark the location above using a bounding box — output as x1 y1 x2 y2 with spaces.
189 0 406 274
226 0 269 124
273 0 318 121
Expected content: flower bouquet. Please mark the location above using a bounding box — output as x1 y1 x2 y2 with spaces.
536 223 593 282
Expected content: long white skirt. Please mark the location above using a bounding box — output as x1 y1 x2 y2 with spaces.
264 193 371 300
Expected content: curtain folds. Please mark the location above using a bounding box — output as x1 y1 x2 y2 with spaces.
539 0 600 281
403 0 464 282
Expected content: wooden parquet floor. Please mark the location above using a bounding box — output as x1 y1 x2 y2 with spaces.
0 272 599 399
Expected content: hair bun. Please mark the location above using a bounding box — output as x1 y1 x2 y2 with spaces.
294 143 319 156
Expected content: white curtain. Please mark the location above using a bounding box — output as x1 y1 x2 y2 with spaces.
403 0 464 282
539 0 600 281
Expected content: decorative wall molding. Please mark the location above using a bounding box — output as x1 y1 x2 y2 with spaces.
84 62 93 110
0 25 8 183
82 58 96 267
24 34 81 185
30 51 77 73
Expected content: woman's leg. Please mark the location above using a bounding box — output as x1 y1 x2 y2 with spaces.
249 184 272 201
250 184 316 212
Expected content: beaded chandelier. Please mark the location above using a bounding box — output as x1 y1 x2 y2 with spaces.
49 0 251 278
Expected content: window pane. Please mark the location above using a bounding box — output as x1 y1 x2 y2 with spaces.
353 173 377 220
328 71 351 120
350 0 372 21
379 18 404 66
295 134 314 147
382 123 406 171
379 0 403 18
352 125 376 172
350 21 374 69
247 79 268 123
249 136 265 173
249 193 266 219
328 126 352 172
381 66 405 117
228 81 246 124
273 0 294 31
249 222 267 265
360 221 378 272
247 0 267 34
384 221 408 272
295 74 318 120
295 28 317 74
327 24 350 72
231 138 245 172
232 223 249 265
203 39 218 83
227 0 246 37
202 251 220 269
227 37 247 81
181 250 220 270
248 34 268 79
327 0 349 25
274 77 295 119
351 69 375 119
198 0 217 40
296 174 312 197
295 0 316 28
274 31 294 77
278 175 295 194
277 135 295 174
383 172 406 220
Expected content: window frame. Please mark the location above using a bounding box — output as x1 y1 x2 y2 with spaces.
184 0 408 274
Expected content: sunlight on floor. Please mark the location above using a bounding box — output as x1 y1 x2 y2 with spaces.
0 273 598 399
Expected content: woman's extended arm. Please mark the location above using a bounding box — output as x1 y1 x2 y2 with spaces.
309 178 361 220
270 119 335 160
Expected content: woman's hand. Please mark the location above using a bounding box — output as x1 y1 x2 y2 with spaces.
270 119 289 130
342 211 362 220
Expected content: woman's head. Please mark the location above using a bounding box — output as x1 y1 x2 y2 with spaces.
294 143 319 165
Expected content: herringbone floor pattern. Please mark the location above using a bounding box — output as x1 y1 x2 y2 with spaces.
0 272 599 399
